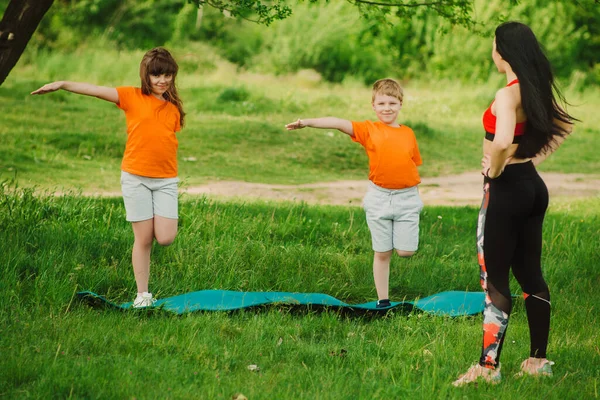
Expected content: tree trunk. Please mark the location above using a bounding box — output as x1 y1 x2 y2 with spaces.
0 0 54 86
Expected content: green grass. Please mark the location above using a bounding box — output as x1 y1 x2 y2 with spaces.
1 44 599 193
1 183 599 399
1 44 599 398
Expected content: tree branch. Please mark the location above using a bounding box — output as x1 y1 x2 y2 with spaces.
0 0 54 85
190 0 292 25
350 0 462 7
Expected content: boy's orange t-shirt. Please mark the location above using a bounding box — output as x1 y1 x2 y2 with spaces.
351 120 422 189
116 87 181 178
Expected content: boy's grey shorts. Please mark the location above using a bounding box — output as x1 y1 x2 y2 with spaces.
363 182 423 253
120 171 179 222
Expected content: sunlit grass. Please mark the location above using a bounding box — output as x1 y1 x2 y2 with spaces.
1 185 598 398
1 45 598 193
1 44 599 399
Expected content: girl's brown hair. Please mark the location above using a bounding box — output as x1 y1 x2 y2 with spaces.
139 47 185 127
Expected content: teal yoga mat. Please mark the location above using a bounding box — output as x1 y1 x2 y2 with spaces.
77 290 486 317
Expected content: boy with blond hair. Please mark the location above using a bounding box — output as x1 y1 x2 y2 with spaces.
286 78 423 308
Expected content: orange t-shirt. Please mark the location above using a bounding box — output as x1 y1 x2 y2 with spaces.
351 120 422 189
116 87 181 178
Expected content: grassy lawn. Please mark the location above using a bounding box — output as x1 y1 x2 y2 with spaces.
1 186 599 399
1 45 599 399
1 44 599 192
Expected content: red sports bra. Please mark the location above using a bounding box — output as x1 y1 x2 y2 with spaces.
483 79 526 143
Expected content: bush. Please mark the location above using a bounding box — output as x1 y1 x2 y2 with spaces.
29 0 187 50
217 87 250 103
14 0 600 85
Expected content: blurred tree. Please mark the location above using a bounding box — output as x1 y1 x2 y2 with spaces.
186 0 482 27
0 0 492 85
1 0 597 85
0 0 54 85
570 0 600 69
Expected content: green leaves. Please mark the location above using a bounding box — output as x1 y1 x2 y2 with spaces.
184 0 480 29
188 0 292 25
349 0 476 29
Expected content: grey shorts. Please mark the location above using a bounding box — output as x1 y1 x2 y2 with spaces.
363 182 423 253
120 171 179 222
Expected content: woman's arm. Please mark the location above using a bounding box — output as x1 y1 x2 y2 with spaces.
485 89 518 178
31 81 119 104
285 117 354 137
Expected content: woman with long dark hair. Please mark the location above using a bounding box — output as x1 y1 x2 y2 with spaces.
453 22 575 386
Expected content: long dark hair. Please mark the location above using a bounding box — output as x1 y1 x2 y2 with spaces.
139 47 185 127
495 22 575 158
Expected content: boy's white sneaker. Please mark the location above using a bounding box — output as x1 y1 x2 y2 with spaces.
132 292 156 308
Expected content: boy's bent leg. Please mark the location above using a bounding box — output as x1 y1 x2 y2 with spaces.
391 187 422 254
373 250 393 300
131 219 154 293
395 249 415 257
154 216 178 246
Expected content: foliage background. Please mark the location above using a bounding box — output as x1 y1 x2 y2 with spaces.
6 0 600 86
1 1 599 398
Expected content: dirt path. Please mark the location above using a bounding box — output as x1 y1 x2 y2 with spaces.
180 172 600 206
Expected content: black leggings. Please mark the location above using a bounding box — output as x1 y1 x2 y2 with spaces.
478 161 551 366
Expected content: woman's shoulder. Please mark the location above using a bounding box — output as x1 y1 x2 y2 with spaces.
494 85 520 108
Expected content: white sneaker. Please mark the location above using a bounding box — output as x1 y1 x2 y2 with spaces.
515 358 554 377
132 292 156 308
453 364 501 387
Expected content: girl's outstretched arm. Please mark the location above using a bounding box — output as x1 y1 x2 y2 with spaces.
31 81 119 104
285 117 354 137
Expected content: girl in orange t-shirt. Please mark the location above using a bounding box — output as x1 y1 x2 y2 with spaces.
32 47 185 308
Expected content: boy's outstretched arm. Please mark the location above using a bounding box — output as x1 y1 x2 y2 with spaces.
285 117 354 137
31 81 119 104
